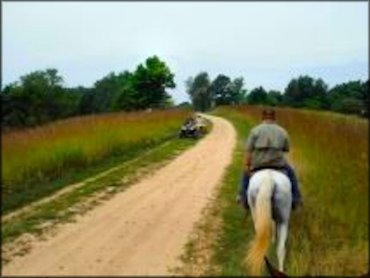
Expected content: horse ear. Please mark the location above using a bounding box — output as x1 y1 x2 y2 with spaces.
264 257 289 277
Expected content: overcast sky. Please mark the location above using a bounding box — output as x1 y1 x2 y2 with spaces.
2 2 368 104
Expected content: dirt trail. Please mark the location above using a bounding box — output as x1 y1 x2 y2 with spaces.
2 115 236 276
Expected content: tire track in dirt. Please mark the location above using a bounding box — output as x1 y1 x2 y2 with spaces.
2 114 236 276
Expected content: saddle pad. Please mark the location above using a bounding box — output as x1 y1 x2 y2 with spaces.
250 166 288 177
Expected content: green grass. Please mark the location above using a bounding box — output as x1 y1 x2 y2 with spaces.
205 106 368 276
207 108 258 276
2 109 191 213
232 105 368 275
2 137 198 246
178 106 367 276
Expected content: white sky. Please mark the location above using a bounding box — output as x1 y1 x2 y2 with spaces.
2 2 368 104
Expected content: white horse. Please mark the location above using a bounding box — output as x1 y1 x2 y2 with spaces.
245 169 292 275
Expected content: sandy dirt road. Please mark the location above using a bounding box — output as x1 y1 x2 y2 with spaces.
2 115 236 276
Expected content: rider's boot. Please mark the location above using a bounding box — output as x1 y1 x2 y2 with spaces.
284 164 303 210
238 171 250 210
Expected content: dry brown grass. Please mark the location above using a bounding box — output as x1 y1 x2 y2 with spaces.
230 105 368 276
2 109 190 212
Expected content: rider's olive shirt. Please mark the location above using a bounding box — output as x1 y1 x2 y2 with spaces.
246 122 289 170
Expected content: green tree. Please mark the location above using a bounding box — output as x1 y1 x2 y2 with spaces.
266 90 283 106
209 74 232 105
1 69 71 127
247 86 268 104
92 71 133 113
131 56 175 109
328 80 368 115
209 75 247 105
283 75 328 109
1 83 30 127
186 72 212 112
361 80 369 116
229 77 247 104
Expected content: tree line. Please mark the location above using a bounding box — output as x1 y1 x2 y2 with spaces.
2 56 368 129
1 56 175 128
186 72 369 117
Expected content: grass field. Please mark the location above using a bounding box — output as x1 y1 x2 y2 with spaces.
231 106 368 275
183 106 368 276
2 109 191 213
2 137 198 249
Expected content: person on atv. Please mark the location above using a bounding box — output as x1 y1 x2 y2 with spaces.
184 117 196 129
180 116 199 138
236 108 303 210
195 115 207 135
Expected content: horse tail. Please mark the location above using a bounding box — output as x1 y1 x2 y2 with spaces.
246 171 274 275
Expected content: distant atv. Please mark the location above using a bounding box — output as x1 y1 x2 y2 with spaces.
194 116 208 135
179 121 200 139
179 116 208 139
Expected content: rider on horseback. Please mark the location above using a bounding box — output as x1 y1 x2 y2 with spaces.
237 108 303 210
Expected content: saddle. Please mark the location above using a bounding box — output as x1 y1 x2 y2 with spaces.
250 165 288 177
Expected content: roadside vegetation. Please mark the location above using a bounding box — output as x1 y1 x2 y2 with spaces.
180 105 368 276
2 109 191 214
2 135 200 263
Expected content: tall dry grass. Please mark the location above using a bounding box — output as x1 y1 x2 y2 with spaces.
2 109 190 212
230 105 368 275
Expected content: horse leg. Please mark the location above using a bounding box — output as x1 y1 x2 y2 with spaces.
276 222 288 272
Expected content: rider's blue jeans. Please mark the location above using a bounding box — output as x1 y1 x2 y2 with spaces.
239 164 302 205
